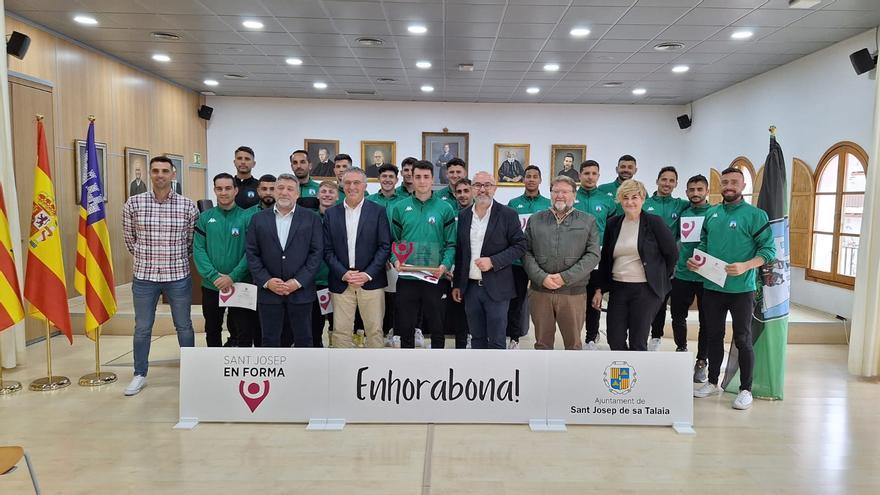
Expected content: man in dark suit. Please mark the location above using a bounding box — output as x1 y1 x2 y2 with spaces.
435 143 455 184
246 173 323 347
323 167 392 348
452 171 528 349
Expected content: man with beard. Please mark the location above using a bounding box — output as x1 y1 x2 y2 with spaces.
557 153 579 182
506 165 550 349
598 154 638 198
290 150 320 198
452 172 526 349
524 176 600 350
433 158 467 206
644 166 690 351
671 175 712 380
573 160 617 350
232 146 260 209
257 174 276 210
689 167 776 410
311 148 335 178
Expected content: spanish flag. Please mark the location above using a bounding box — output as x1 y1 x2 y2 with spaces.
74 120 116 339
0 182 24 332
24 118 72 343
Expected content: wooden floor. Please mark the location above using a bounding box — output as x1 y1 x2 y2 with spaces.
1 335 879 494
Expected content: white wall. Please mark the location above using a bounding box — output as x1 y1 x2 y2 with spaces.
205 97 685 204
682 29 878 319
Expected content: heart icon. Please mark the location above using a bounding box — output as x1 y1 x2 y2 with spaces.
219 286 236 303
681 220 695 238
239 380 270 413
319 293 331 311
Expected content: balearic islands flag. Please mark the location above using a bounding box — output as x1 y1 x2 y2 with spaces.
23 118 73 343
722 134 790 399
74 120 116 339
0 182 25 332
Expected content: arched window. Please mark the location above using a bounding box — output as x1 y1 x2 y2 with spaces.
729 157 756 204
807 142 868 289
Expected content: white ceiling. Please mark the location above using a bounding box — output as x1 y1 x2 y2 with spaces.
6 0 880 105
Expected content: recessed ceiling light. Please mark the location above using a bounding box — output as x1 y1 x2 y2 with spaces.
570 28 590 37
204 79 219 86
152 54 171 62
672 65 689 73
731 30 753 40
543 63 560 72
632 88 647 95
458 63 474 72
286 57 303 65
526 87 540 94
73 15 98 25
416 61 432 69
421 85 434 92
242 20 264 30
408 25 428 34
314 82 328 89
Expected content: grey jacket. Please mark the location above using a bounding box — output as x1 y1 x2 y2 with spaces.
523 208 601 295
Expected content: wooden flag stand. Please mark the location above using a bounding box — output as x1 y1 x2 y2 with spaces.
29 320 70 391
78 325 116 386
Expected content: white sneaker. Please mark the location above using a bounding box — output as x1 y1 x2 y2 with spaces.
733 390 753 410
584 341 598 351
466 335 472 349
693 382 722 398
414 329 425 348
384 330 394 348
124 375 147 396
507 339 519 350
647 338 662 351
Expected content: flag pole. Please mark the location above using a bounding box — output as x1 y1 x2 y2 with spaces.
0 363 23 395
29 319 70 391
78 324 116 386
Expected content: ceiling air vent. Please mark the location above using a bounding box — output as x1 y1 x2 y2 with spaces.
223 74 248 80
601 81 623 87
653 42 685 52
151 32 181 41
376 77 397 83
458 64 474 72
356 37 385 47
346 90 377 95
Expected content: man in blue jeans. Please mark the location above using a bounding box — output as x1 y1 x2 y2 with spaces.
121 156 199 396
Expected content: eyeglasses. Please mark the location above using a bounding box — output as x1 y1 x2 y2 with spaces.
472 183 496 190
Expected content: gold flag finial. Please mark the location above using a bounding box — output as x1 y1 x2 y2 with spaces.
36 114 44 121
88 115 96 122
769 125 776 137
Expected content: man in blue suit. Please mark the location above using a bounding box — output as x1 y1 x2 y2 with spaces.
246 173 323 347
452 172 528 349
323 167 392 348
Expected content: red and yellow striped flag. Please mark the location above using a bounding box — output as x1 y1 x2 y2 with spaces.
24 118 72 343
0 182 25 332
74 120 116 339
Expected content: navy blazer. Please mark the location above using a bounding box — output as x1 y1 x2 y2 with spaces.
246 206 323 305
322 199 391 294
453 200 528 301
595 212 678 298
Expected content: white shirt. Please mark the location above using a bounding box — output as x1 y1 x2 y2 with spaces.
344 198 364 269
274 205 295 249
468 204 492 280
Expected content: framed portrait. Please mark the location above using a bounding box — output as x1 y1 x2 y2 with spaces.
304 139 340 179
361 141 397 181
551 145 587 182
494 143 530 187
74 139 108 203
422 132 469 186
164 153 185 196
125 147 150 199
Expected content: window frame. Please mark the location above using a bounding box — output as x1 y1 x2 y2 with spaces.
806 141 869 290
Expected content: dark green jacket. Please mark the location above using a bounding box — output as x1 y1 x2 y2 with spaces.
643 193 690 234
390 194 457 279
508 193 551 266
674 202 712 282
574 186 617 245
193 205 257 291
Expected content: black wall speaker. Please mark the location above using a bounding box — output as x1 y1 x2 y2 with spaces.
850 48 877 75
677 114 692 130
6 31 31 60
197 105 214 120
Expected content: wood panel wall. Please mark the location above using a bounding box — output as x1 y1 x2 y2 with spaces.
5 15 208 293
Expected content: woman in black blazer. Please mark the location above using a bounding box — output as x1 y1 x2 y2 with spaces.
592 179 678 351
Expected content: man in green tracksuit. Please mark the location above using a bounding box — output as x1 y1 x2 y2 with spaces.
333 154 350 204
597 154 638 199
670 175 713 379
390 160 457 349
396 157 416 198
433 158 467 206
194 173 259 347
573 160 617 349
644 166 691 351
689 167 776 411
290 150 320 198
506 165 551 348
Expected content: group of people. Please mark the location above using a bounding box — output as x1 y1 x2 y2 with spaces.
120 146 775 410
